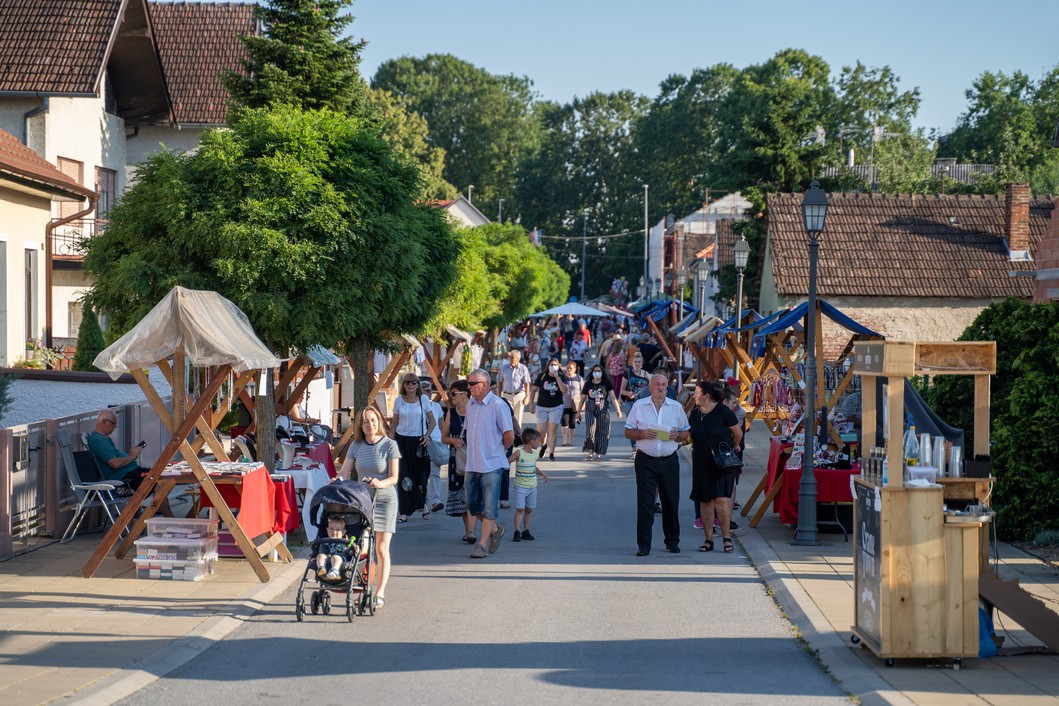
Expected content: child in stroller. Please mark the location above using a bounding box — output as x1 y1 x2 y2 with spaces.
315 515 356 582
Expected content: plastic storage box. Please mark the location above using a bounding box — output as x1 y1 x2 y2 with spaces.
135 536 219 562
134 556 216 581
145 517 219 540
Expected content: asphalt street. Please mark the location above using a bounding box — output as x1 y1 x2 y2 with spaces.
120 416 851 705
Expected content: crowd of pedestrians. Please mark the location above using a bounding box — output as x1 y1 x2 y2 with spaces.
336 313 749 604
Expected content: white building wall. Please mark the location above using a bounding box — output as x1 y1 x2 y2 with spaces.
0 98 43 144
125 125 204 185
0 188 51 366
43 94 126 204
52 269 91 340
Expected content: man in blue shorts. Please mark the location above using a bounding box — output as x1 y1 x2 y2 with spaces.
465 368 515 559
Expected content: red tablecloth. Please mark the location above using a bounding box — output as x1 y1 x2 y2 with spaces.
200 466 299 538
767 437 794 513
305 443 337 478
778 464 860 525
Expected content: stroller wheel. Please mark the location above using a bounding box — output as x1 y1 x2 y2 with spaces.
322 591 332 615
295 592 304 622
367 590 377 617
310 591 320 615
346 595 355 622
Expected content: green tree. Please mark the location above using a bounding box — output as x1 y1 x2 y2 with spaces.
831 62 920 161
72 306 105 372
366 87 457 200
372 54 542 220
475 223 569 328
715 49 836 192
223 0 368 115
872 131 938 193
0 372 16 422
516 91 648 298
84 105 460 417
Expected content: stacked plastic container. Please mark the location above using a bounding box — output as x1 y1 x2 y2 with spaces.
134 518 219 581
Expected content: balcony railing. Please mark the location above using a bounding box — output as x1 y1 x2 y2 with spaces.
49 218 107 261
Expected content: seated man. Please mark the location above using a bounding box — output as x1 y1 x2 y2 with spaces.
86 409 173 516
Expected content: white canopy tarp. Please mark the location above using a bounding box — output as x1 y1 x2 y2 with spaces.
94 286 282 379
529 302 607 318
680 316 725 344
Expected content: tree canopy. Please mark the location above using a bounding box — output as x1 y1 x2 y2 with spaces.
84 105 459 353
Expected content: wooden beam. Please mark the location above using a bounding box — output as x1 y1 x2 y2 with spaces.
645 317 676 361
155 363 229 461
275 360 304 411
82 365 231 578
887 380 905 488
287 365 319 411
973 374 990 458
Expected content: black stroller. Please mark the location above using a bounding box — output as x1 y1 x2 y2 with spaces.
295 480 378 622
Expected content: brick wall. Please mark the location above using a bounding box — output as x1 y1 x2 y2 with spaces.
1006 182 1031 254
1034 198 1059 302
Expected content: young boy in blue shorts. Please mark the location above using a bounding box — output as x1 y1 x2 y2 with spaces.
509 428 548 541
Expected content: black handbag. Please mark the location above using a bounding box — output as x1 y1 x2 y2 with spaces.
713 442 743 471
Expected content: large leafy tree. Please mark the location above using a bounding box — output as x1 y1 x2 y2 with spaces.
516 91 648 299
223 0 368 115
366 87 457 200
476 224 568 327
372 54 542 220
85 106 459 415
830 62 920 161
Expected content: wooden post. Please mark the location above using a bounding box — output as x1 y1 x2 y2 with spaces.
862 375 877 450
973 374 990 458
82 365 231 578
887 380 904 488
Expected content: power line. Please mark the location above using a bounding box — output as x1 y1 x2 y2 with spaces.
538 228 644 242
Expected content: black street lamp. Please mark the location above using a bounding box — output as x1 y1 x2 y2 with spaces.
794 179 828 546
734 235 750 347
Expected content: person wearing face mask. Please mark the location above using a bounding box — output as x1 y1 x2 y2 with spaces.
560 360 584 447
620 354 650 457
576 364 623 461
529 357 568 462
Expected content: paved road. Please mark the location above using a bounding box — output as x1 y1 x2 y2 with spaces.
122 416 850 705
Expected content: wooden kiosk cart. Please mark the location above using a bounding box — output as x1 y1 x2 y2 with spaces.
850 341 995 668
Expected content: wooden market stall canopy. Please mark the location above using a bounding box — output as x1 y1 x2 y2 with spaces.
83 286 287 582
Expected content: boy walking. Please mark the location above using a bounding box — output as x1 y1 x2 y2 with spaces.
509 428 548 541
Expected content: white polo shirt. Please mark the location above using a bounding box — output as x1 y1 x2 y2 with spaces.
625 395 690 458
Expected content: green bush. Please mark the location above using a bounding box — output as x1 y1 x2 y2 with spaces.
72 307 106 372
924 299 1059 540
0 372 17 420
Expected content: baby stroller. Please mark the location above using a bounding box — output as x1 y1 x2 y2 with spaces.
295 480 378 622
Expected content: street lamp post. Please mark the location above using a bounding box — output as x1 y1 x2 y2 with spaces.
580 209 589 302
643 185 650 294
794 180 829 546
467 185 474 203
497 198 504 222
734 235 751 348
696 259 710 319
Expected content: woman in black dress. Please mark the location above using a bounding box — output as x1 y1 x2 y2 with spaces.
441 380 476 543
689 380 744 553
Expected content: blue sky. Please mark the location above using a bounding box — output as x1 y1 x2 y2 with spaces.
352 0 1057 134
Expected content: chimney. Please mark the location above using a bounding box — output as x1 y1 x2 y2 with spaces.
1034 199 1059 302
1005 182 1031 260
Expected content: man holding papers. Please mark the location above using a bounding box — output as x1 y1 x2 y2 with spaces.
624 372 690 556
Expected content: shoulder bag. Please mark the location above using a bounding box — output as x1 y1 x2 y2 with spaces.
713 442 743 471
415 397 430 461
454 423 468 476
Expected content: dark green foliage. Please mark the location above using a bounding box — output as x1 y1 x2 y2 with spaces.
372 54 542 222
923 299 1059 540
84 105 460 354
0 371 17 421
72 306 105 372
223 0 368 116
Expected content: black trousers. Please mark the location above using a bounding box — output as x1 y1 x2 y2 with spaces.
635 451 680 551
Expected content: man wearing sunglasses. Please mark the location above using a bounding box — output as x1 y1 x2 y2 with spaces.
464 369 515 558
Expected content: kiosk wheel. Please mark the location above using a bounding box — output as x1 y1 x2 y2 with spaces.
884 658 895 668
953 658 962 671
850 634 860 645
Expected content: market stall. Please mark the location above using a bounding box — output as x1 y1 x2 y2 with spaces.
82 286 289 583
850 340 995 668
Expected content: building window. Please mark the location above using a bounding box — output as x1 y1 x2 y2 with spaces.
68 301 83 339
95 167 117 221
25 249 37 342
56 157 84 220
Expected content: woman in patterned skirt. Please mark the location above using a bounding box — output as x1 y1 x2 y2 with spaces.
577 363 623 460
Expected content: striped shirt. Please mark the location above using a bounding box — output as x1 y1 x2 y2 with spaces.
345 437 401 482
514 448 541 488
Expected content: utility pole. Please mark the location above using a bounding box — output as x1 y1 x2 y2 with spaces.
643 184 649 296
580 209 589 302
467 185 474 203
497 198 504 223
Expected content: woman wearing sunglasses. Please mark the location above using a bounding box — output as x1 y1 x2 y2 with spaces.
390 375 437 521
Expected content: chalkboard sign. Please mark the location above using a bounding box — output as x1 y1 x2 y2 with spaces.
854 481 882 648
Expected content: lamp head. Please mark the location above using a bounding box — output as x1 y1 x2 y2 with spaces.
734 235 751 271
801 179 829 235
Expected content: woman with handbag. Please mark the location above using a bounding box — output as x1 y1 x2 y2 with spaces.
442 379 477 543
689 380 744 553
390 375 437 521
576 364 623 461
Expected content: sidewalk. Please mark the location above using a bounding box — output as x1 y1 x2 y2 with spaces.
732 422 1059 705
0 533 307 705
0 420 1056 705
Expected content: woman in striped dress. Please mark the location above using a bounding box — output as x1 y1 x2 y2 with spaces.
576 364 623 460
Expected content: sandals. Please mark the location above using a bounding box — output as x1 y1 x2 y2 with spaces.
376 595 385 608
421 513 431 520
397 515 408 523
462 533 476 544
723 538 734 553
699 540 714 552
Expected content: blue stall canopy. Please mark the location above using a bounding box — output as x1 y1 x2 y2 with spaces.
637 299 699 325
748 300 882 358
701 309 773 349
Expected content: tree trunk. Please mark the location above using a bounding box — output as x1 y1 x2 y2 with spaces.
256 368 276 472
349 336 374 418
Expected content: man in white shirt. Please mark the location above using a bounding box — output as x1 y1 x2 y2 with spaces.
624 372 690 556
496 349 531 426
465 369 515 558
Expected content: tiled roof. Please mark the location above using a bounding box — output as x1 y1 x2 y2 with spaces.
149 1 257 126
0 128 94 200
0 0 121 94
765 192 1053 299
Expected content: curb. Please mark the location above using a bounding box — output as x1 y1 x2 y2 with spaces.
66 548 308 705
738 529 915 706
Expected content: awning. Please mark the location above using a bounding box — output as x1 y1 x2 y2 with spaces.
530 302 607 318
748 300 882 358
445 325 474 343
301 345 341 367
94 286 281 379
